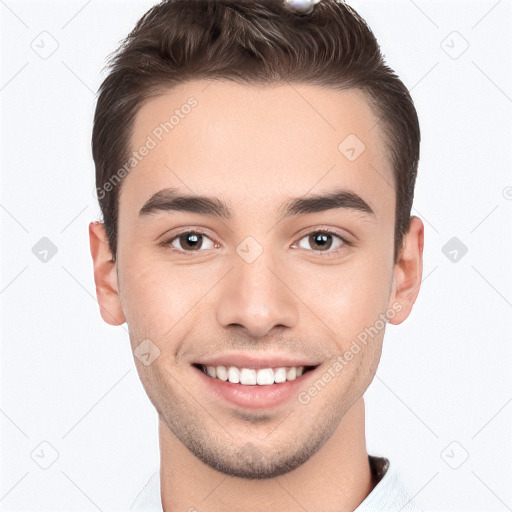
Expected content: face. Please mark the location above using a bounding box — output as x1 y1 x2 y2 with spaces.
90 80 423 479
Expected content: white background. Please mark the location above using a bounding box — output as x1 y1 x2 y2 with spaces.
1 0 511 510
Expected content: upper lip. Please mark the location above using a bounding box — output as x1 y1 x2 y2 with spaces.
194 353 321 369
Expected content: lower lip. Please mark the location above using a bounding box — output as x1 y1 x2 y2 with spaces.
193 365 319 410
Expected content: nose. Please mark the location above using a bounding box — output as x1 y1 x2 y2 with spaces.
216 250 300 338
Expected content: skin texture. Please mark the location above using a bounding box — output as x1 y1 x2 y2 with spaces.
89 80 424 512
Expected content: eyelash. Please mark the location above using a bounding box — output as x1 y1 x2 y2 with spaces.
159 228 352 257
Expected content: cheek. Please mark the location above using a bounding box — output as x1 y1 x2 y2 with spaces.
118 258 175 334
294 254 392 343
118 256 215 341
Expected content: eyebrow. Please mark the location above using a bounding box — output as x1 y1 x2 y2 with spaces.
139 187 375 221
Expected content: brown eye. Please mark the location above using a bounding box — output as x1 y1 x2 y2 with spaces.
309 232 333 251
296 230 348 254
162 231 215 253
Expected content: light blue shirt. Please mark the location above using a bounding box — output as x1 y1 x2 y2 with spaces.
130 455 424 511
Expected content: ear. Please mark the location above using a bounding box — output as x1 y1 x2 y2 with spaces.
89 221 126 326
387 216 424 325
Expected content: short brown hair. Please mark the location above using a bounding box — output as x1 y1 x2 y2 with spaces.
92 0 420 263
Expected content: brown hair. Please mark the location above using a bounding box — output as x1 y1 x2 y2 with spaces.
92 0 420 263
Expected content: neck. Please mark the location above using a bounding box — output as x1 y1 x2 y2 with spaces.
159 397 373 512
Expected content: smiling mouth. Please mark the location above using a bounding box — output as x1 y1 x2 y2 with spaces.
193 363 318 386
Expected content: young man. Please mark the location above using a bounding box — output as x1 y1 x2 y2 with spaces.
89 0 424 510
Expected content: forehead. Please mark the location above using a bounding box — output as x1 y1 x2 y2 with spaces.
121 80 394 221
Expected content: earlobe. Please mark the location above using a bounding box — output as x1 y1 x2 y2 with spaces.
387 216 424 325
88 221 126 326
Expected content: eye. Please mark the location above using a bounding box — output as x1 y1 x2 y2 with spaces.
160 228 351 256
160 230 216 254
295 229 351 256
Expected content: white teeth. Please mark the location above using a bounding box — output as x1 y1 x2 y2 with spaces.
201 364 308 385
256 368 275 386
286 367 297 381
216 365 228 381
227 366 240 384
274 367 287 383
240 368 257 385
